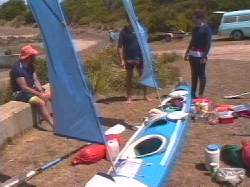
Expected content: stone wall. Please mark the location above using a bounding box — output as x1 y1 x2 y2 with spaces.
0 84 50 147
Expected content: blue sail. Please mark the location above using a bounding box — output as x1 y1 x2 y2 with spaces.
28 0 105 144
122 0 161 88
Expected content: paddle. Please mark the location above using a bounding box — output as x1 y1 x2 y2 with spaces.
1 146 84 187
1 124 126 187
224 92 250 99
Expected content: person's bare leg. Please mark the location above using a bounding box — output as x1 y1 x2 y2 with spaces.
137 67 151 101
38 103 53 129
126 68 133 103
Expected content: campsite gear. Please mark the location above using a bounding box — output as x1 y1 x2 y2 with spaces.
224 92 250 99
72 144 106 165
215 104 234 112
233 105 250 113
207 112 219 125
165 107 180 113
221 145 244 168
191 98 214 123
105 124 126 136
159 97 171 107
242 141 250 168
169 90 188 98
169 98 183 108
217 111 235 124
166 111 189 121
239 111 250 118
193 98 213 112
106 139 120 161
210 162 219 175
88 84 191 187
205 144 220 171
1 145 85 187
233 105 250 118
72 134 125 165
213 168 245 186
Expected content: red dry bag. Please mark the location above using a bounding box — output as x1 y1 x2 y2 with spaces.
71 144 106 165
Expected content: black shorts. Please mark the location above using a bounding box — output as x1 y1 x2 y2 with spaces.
13 91 35 103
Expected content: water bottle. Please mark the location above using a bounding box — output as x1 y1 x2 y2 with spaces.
205 144 220 171
106 139 120 161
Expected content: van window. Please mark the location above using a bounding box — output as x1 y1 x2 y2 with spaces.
223 16 237 23
238 14 250 22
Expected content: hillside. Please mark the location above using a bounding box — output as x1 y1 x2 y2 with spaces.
1 0 250 32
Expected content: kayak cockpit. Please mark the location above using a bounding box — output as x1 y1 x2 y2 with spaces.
122 135 168 158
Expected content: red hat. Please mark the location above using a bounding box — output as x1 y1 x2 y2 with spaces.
19 45 42 60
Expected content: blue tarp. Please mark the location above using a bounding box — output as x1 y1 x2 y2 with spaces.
122 0 161 88
28 0 105 144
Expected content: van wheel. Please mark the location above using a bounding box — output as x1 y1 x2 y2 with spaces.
231 30 244 40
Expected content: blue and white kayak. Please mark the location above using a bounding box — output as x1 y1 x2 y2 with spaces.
86 84 192 187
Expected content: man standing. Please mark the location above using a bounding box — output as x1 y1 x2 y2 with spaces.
118 25 149 103
10 45 53 128
184 10 212 98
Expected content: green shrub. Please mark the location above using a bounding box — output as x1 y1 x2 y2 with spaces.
86 46 180 94
157 52 180 64
0 0 26 21
35 58 49 85
86 46 126 94
0 86 13 105
156 54 180 87
26 48 180 96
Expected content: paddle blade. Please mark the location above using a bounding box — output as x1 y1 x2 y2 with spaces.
224 95 241 99
1 173 29 187
224 92 250 99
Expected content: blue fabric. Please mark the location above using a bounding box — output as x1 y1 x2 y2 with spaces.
10 62 35 92
122 0 161 88
28 0 105 144
118 27 143 61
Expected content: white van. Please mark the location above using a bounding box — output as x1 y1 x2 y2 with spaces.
218 10 250 40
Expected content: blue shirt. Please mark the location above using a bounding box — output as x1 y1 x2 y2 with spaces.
118 27 143 61
191 24 212 58
10 62 35 92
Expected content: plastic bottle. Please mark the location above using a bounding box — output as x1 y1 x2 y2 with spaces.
205 144 220 171
106 139 120 161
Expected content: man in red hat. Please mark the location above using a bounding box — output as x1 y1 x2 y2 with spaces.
10 45 53 128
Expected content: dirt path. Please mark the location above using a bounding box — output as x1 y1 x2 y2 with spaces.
1 34 250 187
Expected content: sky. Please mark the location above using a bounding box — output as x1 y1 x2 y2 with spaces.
0 0 9 5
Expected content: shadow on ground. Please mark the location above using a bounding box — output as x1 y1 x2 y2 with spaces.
96 96 127 104
101 117 138 131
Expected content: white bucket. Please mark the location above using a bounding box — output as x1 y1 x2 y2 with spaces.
205 144 220 171
106 139 120 161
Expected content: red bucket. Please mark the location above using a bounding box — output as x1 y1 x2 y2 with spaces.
217 111 235 124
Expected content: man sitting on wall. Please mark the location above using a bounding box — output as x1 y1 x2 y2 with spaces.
10 45 53 128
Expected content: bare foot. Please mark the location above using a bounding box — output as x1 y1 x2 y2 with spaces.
126 97 132 104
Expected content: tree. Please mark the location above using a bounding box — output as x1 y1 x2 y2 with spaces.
0 0 26 21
